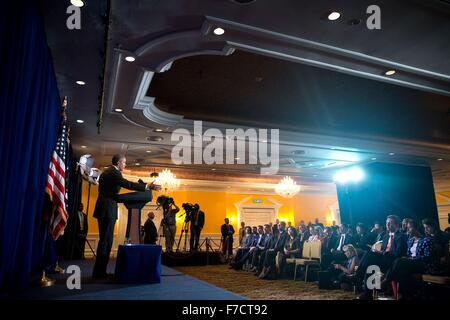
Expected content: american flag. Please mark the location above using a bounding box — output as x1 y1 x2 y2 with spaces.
45 120 68 240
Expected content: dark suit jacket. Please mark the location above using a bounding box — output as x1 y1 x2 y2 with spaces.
192 210 205 228
93 166 146 220
273 230 289 252
381 230 408 258
221 224 235 239
333 233 354 250
143 218 158 244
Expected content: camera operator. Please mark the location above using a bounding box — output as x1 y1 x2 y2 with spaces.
162 199 179 253
190 204 205 251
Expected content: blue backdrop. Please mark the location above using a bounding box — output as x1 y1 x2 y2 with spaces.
336 162 439 228
0 0 62 291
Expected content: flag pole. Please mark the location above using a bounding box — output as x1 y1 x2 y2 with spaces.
41 96 69 286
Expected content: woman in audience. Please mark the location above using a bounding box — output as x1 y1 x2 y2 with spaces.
315 226 326 243
308 226 318 242
277 227 301 276
383 219 436 298
330 244 360 290
422 218 449 270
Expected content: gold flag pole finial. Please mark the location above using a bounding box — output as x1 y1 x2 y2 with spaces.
39 270 56 287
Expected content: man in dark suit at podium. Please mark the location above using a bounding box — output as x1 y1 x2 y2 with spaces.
92 154 159 278
190 204 205 251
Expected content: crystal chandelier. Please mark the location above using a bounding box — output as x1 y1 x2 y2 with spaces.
275 176 300 198
154 169 180 194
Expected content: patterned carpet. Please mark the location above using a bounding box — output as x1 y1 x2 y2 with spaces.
174 265 355 300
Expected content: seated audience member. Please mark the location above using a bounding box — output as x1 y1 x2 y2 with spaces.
298 224 310 243
232 226 254 263
322 224 354 267
258 221 288 279
354 223 372 252
422 218 450 273
316 226 326 244
332 224 354 258
313 218 324 229
331 244 360 290
272 219 280 239
322 227 336 256
231 225 265 270
308 225 318 242
383 219 436 299
251 224 274 274
355 215 408 299
369 221 385 244
277 227 301 275
402 218 413 235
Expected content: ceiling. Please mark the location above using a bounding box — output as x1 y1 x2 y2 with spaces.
39 0 450 189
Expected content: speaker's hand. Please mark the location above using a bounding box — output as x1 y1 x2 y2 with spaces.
148 182 161 191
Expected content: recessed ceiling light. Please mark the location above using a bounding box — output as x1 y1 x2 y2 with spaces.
328 12 341 21
76 119 84 124
235 157 240 160
76 80 85 86
125 56 136 62
135 163 140 166
211 168 216 171
213 27 225 35
389 152 395 156
262 140 267 143
371 157 377 160
385 70 396 76
71 0 84 8
81 145 87 148
154 129 163 132
147 136 163 142
114 108 123 113
437 158 443 161
146 150 152 153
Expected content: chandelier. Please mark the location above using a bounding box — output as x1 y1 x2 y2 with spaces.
275 176 300 198
154 169 180 194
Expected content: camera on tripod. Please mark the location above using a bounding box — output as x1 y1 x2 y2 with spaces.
157 195 174 210
181 203 199 222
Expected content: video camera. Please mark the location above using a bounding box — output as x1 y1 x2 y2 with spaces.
181 203 199 222
156 195 174 210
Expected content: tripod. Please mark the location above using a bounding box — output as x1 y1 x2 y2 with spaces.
158 221 165 245
176 219 190 252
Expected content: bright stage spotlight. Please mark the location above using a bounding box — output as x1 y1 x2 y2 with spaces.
333 167 364 184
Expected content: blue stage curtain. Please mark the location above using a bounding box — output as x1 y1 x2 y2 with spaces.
0 0 62 291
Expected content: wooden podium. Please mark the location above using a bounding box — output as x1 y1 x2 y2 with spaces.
117 191 152 243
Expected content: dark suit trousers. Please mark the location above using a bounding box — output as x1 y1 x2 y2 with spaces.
190 225 201 250
356 251 397 291
263 249 278 269
93 217 116 277
385 257 425 282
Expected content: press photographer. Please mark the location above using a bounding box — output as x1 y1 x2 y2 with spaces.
182 203 205 251
157 195 179 253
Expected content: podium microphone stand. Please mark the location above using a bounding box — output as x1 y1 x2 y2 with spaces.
117 191 153 243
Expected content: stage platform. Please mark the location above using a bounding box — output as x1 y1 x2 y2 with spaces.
9 259 244 300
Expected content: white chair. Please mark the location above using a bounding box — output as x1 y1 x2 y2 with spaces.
291 241 322 282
